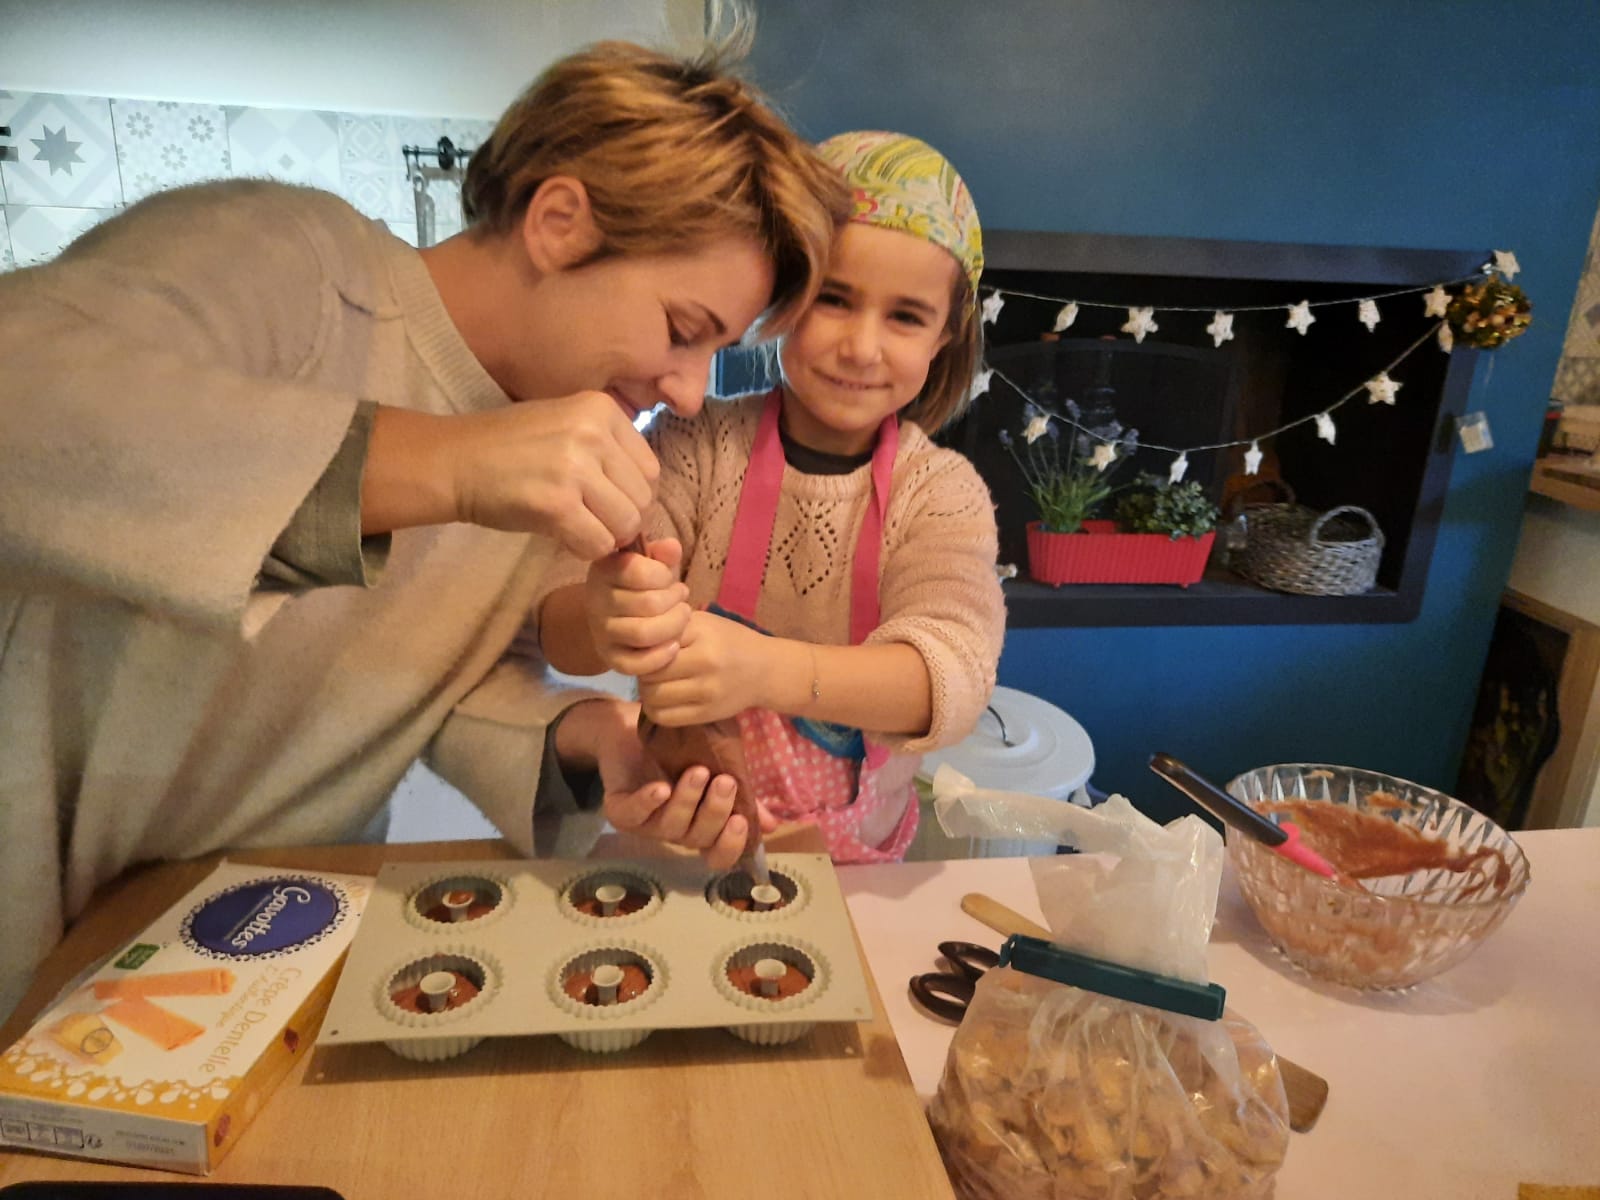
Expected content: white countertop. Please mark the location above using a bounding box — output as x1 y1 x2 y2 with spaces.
840 827 1600 1200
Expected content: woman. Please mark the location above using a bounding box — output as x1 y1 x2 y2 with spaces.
0 36 849 1023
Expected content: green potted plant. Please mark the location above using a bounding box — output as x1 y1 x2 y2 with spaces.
1000 402 1135 536
1002 407 1219 587
1115 475 1221 540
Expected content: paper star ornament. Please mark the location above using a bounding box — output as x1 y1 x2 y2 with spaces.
1169 452 1189 484
969 367 994 400
1122 307 1159 343
1091 442 1118 472
1023 412 1051 444
1053 302 1080 332
1206 311 1235 347
1358 299 1381 332
1424 285 1450 318
981 291 1006 325
1243 441 1263 475
1315 412 1337 445
1286 300 1316 335
1365 371 1402 405
1492 250 1520 280
1437 322 1454 353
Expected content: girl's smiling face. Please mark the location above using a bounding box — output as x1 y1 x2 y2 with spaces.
777 223 957 455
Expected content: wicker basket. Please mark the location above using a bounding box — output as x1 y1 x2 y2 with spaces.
1234 503 1385 596
1223 476 1297 521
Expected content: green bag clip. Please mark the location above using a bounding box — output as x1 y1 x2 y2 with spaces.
997 934 1226 1021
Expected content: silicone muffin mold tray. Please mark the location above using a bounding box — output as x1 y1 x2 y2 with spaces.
318 854 873 1056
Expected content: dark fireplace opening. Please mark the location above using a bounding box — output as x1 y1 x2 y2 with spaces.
972 335 1238 569
936 229 1486 627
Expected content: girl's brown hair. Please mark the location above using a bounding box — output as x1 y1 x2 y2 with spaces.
901 277 982 435
462 35 849 338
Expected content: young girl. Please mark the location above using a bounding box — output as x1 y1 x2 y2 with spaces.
540 131 1006 863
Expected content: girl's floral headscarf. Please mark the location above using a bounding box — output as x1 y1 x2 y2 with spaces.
815 130 984 303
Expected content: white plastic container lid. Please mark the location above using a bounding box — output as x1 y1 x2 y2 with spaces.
918 686 1095 801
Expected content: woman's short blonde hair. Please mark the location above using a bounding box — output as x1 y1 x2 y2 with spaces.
462 37 849 338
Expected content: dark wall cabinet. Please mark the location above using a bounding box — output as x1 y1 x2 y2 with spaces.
940 229 1487 627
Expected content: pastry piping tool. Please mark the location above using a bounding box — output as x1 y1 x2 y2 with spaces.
624 535 769 885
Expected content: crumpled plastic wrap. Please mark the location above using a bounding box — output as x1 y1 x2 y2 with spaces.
926 767 1290 1199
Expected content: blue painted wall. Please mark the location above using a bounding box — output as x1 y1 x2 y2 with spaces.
749 0 1600 818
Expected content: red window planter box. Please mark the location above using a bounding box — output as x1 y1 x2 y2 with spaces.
1025 520 1216 588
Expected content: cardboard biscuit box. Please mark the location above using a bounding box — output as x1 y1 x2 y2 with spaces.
0 861 371 1174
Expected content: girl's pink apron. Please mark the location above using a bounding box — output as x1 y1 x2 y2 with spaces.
714 391 920 864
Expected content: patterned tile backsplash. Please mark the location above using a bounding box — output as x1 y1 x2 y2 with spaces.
112 100 232 204
224 106 343 191
4 204 117 268
1 92 122 209
0 90 490 269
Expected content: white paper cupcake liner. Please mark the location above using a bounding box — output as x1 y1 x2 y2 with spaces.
714 937 828 1045
402 872 513 934
556 867 665 930
375 946 502 1062
704 866 811 923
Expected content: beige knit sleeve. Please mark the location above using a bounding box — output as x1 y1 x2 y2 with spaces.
425 653 615 857
260 398 391 589
865 448 1007 754
0 182 365 635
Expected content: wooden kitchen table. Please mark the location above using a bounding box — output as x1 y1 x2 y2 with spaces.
839 826 1600 1200
0 838 955 1200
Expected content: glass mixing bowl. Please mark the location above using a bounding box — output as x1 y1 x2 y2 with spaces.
1225 763 1531 990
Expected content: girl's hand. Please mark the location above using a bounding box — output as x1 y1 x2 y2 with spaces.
582 537 690 676
637 610 772 725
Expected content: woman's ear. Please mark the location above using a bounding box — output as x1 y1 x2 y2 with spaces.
520 175 603 274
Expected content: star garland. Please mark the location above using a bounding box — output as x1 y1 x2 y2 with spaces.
990 318 1452 479
983 268 1507 340
973 250 1527 479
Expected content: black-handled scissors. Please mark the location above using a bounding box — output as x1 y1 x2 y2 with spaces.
908 940 1000 1022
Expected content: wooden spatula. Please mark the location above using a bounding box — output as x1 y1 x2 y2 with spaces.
959 892 1329 1133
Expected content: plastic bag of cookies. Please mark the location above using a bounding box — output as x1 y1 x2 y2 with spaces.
927 968 1289 1199
927 769 1291 1198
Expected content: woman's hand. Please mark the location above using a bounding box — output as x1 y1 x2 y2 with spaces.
604 764 769 871
637 610 775 726
363 392 660 559
557 697 773 870
583 538 691 676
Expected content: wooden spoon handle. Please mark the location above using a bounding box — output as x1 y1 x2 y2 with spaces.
958 892 1328 1133
960 892 1050 941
